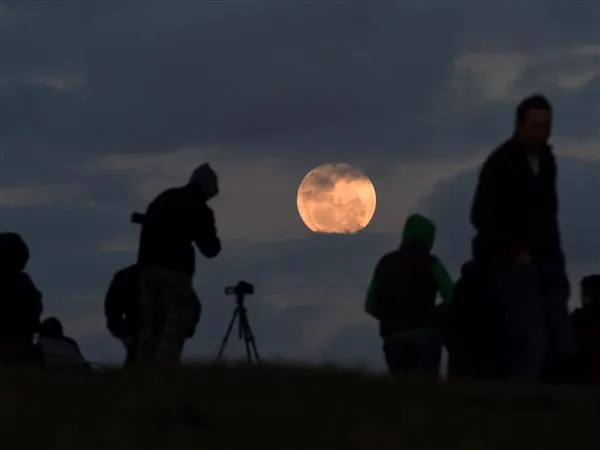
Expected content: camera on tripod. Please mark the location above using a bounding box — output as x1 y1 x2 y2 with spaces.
225 281 254 297
217 280 260 365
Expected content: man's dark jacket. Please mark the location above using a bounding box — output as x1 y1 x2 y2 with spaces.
137 186 221 277
365 214 453 340
470 136 564 266
0 271 43 339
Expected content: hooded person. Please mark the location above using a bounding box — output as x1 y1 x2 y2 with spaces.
0 232 43 365
364 214 454 377
135 163 221 368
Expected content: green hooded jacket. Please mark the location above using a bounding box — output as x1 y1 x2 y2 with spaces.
364 213 454 328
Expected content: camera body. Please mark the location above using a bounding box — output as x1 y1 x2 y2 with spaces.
225 280 254 297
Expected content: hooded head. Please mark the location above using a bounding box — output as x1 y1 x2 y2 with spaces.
0 232 29 272
401 214 436 252
39 317 64 338
188 163 219 201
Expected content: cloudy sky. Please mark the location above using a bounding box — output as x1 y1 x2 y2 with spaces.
0 1 598 371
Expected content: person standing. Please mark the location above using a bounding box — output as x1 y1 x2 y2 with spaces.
0 232 43 366
364 213 454 378
135 163 221 368
470 94 572 381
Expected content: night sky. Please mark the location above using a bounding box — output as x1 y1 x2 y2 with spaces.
0 2 598 370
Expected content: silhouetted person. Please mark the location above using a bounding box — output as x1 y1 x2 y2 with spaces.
35 317 89 368
136 163 221 367
570 275 600 384
364 214 453 378
104 263 202 366
470 94 572 382
445 258 509 381
0 232 43 366
105 264 142 365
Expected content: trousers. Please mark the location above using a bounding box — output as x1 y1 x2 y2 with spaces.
383 328 443 378
136 267 198 368
493 261 573 381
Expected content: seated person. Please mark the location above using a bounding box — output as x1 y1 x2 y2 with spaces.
35 317 89 369
0 232 43 365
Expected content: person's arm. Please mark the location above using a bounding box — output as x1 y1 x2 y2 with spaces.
31 286 43 332
20 273 43 334
185 289 202 338
193 205 221 258
104 273 126 340
364 260 384 320
431 257 454 305
471 156 528 260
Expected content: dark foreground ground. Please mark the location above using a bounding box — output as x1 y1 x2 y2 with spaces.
1 362 598 449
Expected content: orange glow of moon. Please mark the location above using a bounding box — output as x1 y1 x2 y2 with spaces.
296 162 376 234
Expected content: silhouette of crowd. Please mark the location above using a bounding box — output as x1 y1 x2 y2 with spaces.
0 163 218 369
1 94 599 386
365 94 600 385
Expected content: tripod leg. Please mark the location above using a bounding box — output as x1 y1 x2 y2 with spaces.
243 329 252 365
237 310 252 365
239 312 260 365
249 335 260 364
216 308 239 361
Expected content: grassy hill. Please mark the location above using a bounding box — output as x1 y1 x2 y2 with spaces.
1 362 598 449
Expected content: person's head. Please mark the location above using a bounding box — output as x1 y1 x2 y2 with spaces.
187 163 219 201
39 317 64 338
580 275 600 307
401 213 436 252
514 94 552 151
0 232 29 272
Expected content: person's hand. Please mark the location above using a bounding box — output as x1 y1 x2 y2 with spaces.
514 250 532 266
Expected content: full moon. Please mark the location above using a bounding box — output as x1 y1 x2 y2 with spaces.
296 162 377 234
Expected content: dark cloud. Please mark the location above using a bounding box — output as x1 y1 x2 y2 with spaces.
551 77 600 139
0 2 596 165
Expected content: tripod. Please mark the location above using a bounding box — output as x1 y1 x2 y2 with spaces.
216 292 260 365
